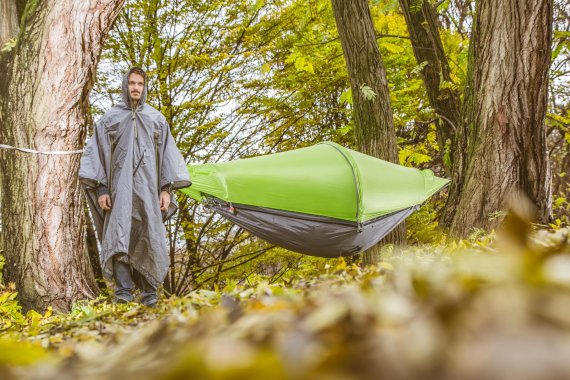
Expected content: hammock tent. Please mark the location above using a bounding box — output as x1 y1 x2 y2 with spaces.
179 142 449 258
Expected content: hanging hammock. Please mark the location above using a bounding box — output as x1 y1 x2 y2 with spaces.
180 142 449 258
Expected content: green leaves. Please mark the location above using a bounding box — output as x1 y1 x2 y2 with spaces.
0 38 17 53
285 51 315 74
399 146 431 166
2 226 570 378
552 30 570 61
359 83 377 102
253 0 266 11
0 339 50 366
0 254 5 284
0 288 26 331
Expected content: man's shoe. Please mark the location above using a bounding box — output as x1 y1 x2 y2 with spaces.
142 300 157 308
114 297 131 304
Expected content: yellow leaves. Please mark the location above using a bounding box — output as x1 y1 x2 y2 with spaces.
189 289 220 307
339 87 352 105
26 309 44 336
253 0 265 11
261 62 271 74
0 290 26 331
0 255 5 284
542 254 570 287
285 52 315 74
0 339 50 366
377 261 395 271
398 146 432 166
183 53 213 68
0 38 17 53
381 41 406 54
554 196 567 209
550 218 564 230
302 297 348 332
427 129 438 150
2 208 570 379
333 256 347 271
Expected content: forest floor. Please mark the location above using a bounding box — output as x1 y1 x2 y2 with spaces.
1 221 570 380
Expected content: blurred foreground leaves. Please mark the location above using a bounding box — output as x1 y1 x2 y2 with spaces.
1 227 570 380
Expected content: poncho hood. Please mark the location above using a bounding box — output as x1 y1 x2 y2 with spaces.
119 67 148 110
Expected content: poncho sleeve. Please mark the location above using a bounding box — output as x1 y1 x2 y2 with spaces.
159 121 191 191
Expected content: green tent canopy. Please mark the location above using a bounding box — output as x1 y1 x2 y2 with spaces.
180 142 449 257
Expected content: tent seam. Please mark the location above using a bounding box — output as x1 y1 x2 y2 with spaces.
320 142 363 228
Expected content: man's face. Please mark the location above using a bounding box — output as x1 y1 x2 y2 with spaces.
128 72 145 102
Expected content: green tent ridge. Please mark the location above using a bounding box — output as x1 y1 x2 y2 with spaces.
179 142 450 223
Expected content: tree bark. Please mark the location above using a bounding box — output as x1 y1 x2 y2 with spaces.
399 0 461 174
331 0 405 265
442 0 553 236
0 0 125 312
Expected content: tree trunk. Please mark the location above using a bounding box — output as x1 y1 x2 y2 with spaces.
399 0 461 174
442 0 553 236
331 0 405 265
0 0 125 312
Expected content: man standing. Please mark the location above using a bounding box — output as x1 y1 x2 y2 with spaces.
79 67 191 307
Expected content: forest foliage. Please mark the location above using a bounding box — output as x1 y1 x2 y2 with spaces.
88 0 569 295
0 0 569 377
1 219 570 378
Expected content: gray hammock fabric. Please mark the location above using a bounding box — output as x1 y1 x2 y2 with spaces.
181 143 449 257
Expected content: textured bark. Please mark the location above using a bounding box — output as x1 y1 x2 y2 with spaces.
399 0 461 174
0 0 125 312
442 0 553 236
331 0 405 265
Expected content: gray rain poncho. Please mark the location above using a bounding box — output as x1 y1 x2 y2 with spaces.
79 67 191 288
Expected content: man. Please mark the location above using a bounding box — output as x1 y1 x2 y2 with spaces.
79 67 191 307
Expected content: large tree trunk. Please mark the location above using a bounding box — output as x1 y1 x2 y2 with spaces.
331 0 405 265
0 0 125 312
442 0 553 236
399 0 462 175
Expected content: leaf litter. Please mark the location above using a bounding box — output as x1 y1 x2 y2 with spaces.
1 224 570 379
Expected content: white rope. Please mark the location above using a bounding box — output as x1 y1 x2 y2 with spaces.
0 143 84 155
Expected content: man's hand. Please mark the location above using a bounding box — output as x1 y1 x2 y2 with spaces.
98 194 112 210
160 191 171 211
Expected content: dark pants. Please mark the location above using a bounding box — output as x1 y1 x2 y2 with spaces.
112 257 157 305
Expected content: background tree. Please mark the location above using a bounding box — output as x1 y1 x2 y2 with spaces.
442 0 553 235
398 0 462 175
0 0 125 312
548 1 570 227
331 0 406 264
400 0 554 236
